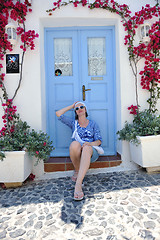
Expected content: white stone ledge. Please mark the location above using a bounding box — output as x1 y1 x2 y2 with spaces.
35 165 138 181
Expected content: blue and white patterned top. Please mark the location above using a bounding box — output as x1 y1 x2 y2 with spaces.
58 115 102 143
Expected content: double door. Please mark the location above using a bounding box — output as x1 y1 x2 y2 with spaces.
45 27 116 156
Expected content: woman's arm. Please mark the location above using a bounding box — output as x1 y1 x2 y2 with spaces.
56 102 76 117
90 140 101 146
83 140 102 147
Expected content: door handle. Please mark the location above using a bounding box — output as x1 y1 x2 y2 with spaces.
82 85 91 101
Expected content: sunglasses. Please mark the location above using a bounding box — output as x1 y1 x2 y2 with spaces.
75 105 85 111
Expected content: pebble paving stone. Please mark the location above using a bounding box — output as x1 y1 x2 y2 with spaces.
0 169 160 239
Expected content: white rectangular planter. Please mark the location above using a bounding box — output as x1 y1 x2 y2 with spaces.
130 135 160 168
32 156 44 178
0 151 32 183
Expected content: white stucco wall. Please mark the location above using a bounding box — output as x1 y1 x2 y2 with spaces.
0 0 158 170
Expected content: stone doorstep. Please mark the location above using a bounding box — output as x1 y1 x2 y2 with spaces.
44 154 122 172
1 154 122 188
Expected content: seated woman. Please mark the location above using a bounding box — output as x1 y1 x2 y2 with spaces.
56 101 102 200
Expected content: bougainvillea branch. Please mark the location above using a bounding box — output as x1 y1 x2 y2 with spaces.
0 0 39 137
47 0 160 114
12 25 39 100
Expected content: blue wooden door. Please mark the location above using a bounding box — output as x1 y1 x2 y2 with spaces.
45 27 116 156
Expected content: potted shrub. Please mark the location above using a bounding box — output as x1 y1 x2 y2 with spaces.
117 109 160 172
116 16 160 173
0 114 53 186
114 3 160 173
0 2 54 186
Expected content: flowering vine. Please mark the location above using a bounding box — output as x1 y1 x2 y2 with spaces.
0 0 39 137
0 0 159 140
47 0 160 115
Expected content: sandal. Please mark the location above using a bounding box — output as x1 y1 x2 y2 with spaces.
71 171 78 182
73 191 84 201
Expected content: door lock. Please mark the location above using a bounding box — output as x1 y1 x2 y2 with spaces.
82 85 91 101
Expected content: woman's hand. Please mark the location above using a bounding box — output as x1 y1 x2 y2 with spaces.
82 140 101 148
56 102 77 117
82 142 92 148
72 101 78 109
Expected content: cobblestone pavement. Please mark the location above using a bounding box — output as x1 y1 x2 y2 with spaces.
0 169 160 240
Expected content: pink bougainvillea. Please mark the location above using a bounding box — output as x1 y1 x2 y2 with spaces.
0 2 53 164
128 105 138 115
17 28 39 51
0 99 17 136
0 0 39 136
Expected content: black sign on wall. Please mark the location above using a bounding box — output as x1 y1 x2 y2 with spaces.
6 54 19 74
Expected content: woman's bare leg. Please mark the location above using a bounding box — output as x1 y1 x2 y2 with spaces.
69 141 82 171
74 145 93 195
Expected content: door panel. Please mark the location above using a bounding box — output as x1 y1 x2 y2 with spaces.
88 83 108 102
45 29 79 156
80 29 115 154
45 27 116 156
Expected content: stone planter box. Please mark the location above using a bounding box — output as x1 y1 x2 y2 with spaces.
130 135 160 173
0 151 32 187
32 156 44 178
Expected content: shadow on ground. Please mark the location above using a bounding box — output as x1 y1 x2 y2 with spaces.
0 169 160 231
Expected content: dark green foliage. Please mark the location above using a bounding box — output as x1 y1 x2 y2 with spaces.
117 110 160 144
0 118 54 164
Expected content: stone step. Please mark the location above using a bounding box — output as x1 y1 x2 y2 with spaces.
44 153 122 172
